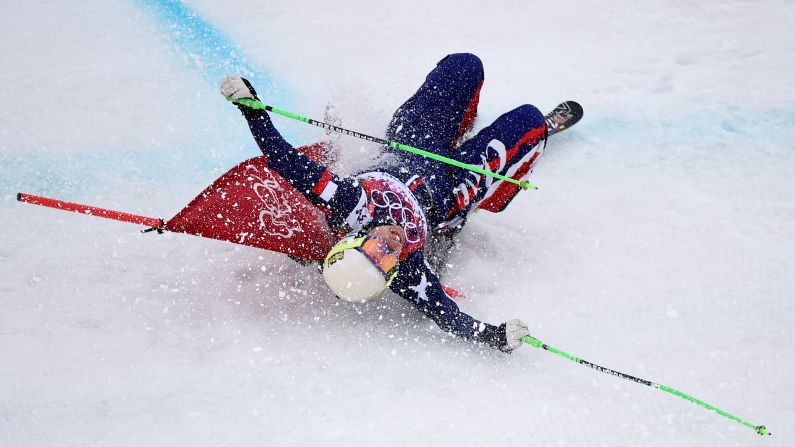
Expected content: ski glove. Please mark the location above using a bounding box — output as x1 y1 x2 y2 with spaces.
497 319 529 353
220 76 259 101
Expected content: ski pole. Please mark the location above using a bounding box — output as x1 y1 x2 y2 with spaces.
17 193 165 231
228 97 537 190
521 336 769 436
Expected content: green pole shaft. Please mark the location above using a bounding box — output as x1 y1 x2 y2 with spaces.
521 336 770 436
229 97 537 190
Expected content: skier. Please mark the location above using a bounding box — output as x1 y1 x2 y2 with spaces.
222 53 572 353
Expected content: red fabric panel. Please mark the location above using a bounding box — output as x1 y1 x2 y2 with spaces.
165 156 336 261
451 80 483 150
297 141 333 164
478 148 542 213
311 169 333 196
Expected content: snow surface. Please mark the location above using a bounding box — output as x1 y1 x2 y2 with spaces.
1 0 794 445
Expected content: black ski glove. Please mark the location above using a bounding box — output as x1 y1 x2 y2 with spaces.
484 319 530 353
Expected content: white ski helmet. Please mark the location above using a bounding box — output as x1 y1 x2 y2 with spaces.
322 232 400 303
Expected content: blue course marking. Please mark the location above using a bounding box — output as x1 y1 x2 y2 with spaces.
134 0 283 98
134 0 301 143
3 1 296 200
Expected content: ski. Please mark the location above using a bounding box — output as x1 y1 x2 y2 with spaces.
544 101 584 136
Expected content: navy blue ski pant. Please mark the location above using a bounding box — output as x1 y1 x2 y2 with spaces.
383 53 547 221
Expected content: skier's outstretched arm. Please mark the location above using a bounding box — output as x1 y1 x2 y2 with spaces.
221 76 365 229
390 251 528 352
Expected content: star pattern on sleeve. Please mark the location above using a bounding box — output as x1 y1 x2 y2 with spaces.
409 272 430 302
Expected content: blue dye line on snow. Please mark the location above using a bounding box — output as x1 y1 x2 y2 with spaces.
130 0 308 175
2 0 301 198
133 0 284 99
1 147 232 203
5 108 790 198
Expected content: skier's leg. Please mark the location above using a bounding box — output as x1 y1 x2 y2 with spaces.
386 53 484 158
446 104 548 216
382 54 483 249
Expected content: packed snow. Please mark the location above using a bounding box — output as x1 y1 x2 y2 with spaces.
1 0 793 445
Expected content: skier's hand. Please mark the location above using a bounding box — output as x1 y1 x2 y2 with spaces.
220 76 258 101
498 319 529 353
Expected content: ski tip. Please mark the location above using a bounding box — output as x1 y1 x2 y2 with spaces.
545 101 584 137
554 101 583 121
565 100 584 117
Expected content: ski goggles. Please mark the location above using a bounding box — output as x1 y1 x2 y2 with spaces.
356 234 399 279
